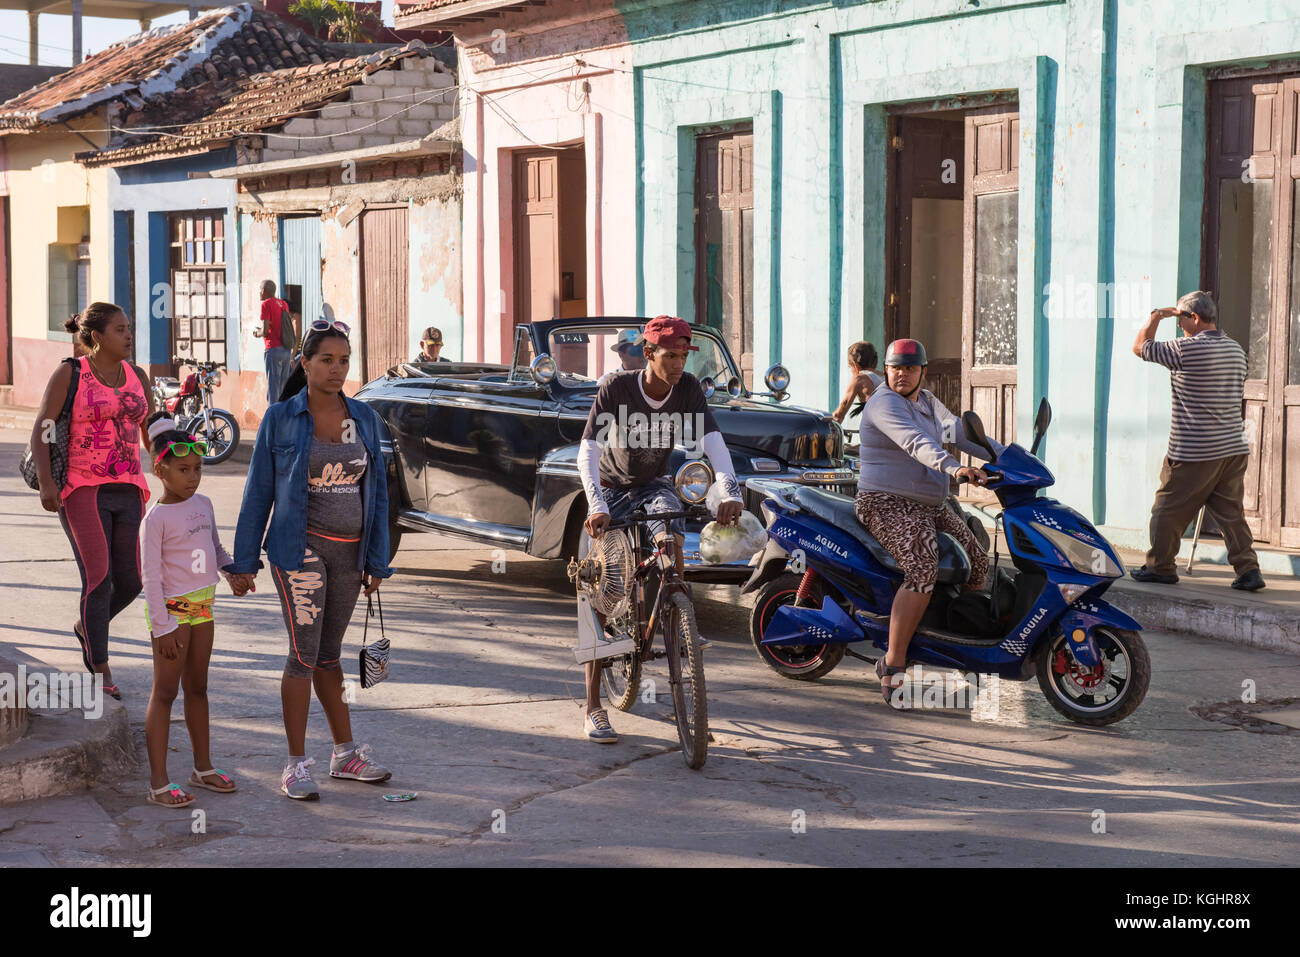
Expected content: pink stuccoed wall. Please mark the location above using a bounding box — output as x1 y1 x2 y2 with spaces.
454 2 637 366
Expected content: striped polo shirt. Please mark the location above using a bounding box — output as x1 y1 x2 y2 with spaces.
1140 329 1250 462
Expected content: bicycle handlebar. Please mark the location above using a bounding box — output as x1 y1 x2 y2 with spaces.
606 507 695 530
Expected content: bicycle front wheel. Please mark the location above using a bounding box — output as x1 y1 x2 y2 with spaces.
664 590 708 769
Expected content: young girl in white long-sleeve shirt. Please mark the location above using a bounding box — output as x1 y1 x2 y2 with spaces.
140 413 239 808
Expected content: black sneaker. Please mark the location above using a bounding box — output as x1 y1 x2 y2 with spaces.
1130 566 1179 585
1231 569 1266 592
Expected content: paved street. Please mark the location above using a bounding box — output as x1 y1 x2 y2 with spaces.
1 433 1298 867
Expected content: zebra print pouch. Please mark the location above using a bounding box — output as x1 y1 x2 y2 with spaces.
359 592 390 689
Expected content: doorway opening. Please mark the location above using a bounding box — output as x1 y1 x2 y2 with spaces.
886 101 1021 497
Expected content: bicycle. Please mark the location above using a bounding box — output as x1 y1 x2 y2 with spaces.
576 506 710 769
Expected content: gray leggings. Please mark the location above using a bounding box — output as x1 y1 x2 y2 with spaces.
272 531 363 679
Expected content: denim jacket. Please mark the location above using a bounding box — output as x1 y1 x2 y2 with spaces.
224 388 392 578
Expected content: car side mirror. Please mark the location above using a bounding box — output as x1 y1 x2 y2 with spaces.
962 410 997 462
700 376 716 399
530 354 557 386
1030 398 1052 456
726 376 743 399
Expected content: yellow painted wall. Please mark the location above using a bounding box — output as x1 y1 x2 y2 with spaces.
4 115 112 341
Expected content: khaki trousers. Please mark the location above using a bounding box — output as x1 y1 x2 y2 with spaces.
1145 453 1258 576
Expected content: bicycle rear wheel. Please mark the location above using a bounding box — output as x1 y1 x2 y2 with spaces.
664 590 708 769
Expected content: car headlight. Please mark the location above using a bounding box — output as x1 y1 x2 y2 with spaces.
764 364 790 393
1030 522 1122 578
675 460 714 504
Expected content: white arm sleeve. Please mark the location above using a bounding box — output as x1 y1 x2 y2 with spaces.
578 438 608 516
700 430 743 502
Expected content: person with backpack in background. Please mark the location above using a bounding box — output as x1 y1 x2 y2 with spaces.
258 280 296 404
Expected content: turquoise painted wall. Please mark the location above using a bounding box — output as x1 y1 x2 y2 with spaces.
618 0 1300 545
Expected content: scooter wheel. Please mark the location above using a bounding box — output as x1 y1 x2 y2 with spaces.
1035 627 1150 725
749 573 846 681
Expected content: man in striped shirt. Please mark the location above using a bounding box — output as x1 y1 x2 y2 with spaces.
1131 290 1264 591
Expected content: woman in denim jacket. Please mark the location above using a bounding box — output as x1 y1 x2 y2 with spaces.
224 322 394 801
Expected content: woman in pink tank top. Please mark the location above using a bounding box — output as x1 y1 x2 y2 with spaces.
30 302 154 699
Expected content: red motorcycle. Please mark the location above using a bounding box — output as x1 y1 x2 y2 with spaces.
151 358 240 465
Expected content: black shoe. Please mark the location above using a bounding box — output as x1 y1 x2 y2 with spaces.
1231 569 1266 592
1130 566 1179 585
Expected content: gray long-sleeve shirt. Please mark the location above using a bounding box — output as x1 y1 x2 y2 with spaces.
856 387 1003 505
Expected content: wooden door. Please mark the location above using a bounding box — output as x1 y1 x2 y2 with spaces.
962 107 1020 449
1281 78 1300 546
1203 75 1300 545
893 115 964 413
514 152 559 330
0 196 11 385
695 128 755 387
360 206 409 382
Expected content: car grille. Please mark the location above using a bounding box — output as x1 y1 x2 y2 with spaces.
743 471 856 516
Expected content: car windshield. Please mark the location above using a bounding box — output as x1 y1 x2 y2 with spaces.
545 323 738 388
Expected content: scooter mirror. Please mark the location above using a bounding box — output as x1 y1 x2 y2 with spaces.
1030 398 1052 456
962 410 997 462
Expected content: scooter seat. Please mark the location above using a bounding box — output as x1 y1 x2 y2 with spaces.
787 486 971 586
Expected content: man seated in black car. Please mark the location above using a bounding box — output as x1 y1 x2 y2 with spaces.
577 315 743 744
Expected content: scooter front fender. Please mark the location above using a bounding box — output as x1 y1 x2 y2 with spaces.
1055 601 1141 668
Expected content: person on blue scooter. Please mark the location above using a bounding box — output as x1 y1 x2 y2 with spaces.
855 339 1001 707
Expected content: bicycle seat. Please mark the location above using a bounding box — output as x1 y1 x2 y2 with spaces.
787 486 971 586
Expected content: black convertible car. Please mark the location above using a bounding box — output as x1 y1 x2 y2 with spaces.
356 318 856 581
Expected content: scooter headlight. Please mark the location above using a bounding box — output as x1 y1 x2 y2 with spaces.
1030 522 1122 578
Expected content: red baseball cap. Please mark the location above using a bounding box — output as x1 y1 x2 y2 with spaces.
642 315 699 351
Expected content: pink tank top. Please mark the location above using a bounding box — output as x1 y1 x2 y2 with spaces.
62 357 151 503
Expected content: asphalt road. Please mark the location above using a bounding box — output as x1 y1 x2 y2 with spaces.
1 434 1298 866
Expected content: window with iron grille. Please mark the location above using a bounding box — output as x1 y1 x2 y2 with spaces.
169 212 227 365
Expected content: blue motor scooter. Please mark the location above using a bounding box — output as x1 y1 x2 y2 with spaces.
742 399 1150 725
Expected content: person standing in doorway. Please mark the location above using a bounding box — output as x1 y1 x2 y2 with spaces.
1131 290 1264 591
259 280 294 403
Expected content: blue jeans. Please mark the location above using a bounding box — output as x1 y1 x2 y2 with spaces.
265 346 292 404
604 477 686 537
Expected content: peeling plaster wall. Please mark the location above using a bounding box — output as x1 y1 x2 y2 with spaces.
235 212 282 426
456 0 637 364
410 194 463 360
230 171 462 423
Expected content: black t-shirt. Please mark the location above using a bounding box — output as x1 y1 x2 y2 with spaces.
581 371 720 488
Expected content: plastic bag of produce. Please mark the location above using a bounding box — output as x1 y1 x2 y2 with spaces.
698 510 767 564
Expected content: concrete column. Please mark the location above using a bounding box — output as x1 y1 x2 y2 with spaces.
139 17 152 33
27 12 37 66
188 3 199 20
71 0 82 65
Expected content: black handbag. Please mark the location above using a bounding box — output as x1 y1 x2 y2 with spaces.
18 357 80 492
359 591 390 689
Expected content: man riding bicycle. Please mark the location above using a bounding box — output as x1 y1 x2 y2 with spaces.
577 315 744 743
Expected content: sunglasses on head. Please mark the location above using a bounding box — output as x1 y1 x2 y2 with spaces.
310 319 351 335
156 439 208 466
